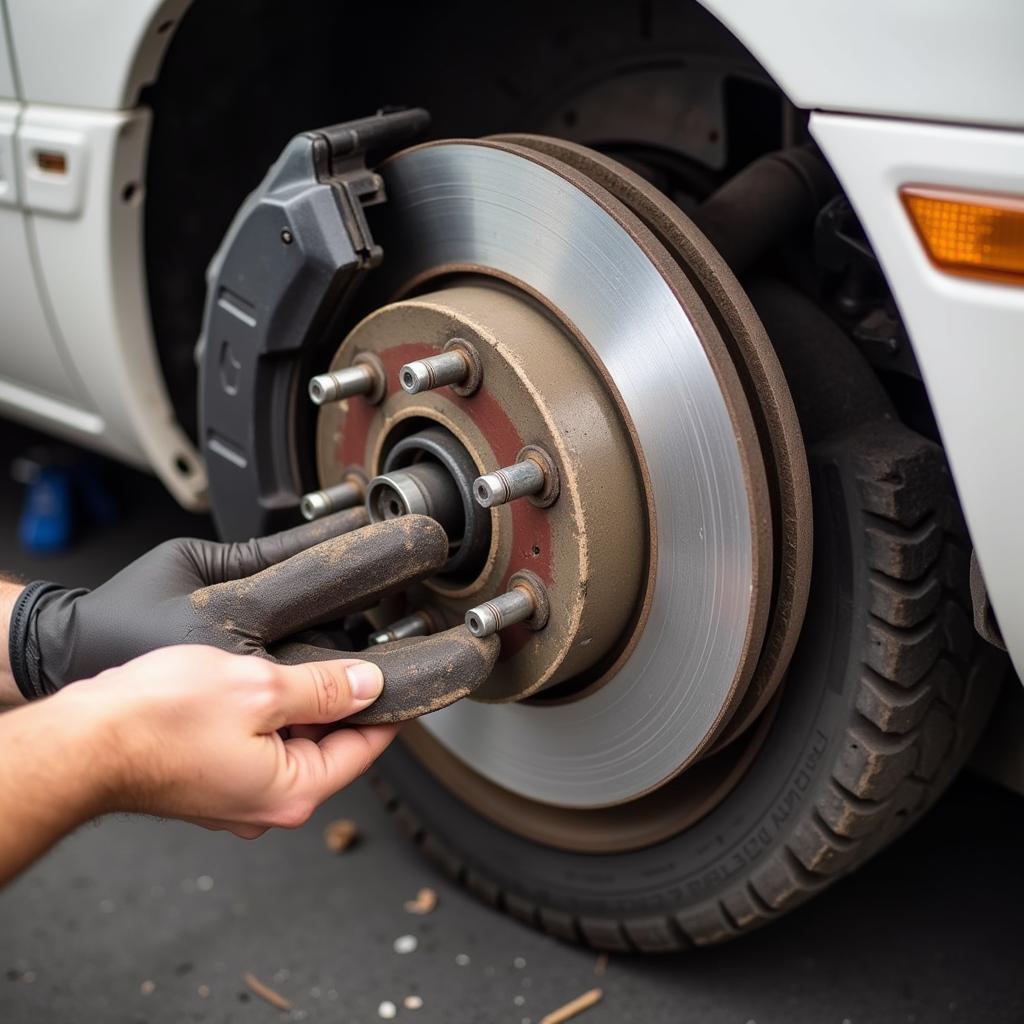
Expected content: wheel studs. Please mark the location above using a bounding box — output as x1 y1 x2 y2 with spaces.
465 572 549 638
400 350 470 394
399 339 481 396
308 354 385 405
299 478 364 520
367 611 433 646
313 343 483 403
466 588 534 638
473 447 558 509
308 366 372 405
474 459 544 509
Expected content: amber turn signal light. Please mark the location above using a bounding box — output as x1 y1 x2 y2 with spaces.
901 186 1024 285
35 150 67 174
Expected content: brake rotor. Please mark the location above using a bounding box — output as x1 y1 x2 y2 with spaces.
331 139 776 808
499 135 813 750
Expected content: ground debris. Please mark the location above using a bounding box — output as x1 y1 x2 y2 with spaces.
403 887 438 915
539 987 603 1024
244 972 293 1011
323 819 359 853
393 934 418 955
404 995 424 1010
593 953 608 976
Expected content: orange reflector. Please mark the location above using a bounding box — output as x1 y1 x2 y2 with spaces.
901 186 1024 285
35 150 67 174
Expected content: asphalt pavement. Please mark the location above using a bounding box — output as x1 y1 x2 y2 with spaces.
0 424 1021 1024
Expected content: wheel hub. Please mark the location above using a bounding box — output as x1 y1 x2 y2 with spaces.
315 280 646 703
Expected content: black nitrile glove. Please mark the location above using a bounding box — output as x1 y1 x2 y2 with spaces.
9 511 499 723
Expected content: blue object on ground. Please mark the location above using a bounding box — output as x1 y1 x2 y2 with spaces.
18 466 74 554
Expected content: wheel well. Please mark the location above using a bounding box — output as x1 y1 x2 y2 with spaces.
141 0 790 442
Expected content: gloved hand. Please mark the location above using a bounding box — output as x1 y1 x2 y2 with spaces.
9 511 499 722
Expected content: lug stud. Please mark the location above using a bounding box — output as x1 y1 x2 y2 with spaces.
400 350 470 394
308 353 385 405
473 447 558 509
367 611 433 646
309 366 372 405
299 479 364 521
465 572 549 638
474 459 544 509
465 588 534 638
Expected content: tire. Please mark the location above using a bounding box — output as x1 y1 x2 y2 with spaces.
371 281 1005 950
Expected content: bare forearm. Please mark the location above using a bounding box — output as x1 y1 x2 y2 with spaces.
0 579 25 707
0 692 115 884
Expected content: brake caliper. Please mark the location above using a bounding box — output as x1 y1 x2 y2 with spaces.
196 109 429 538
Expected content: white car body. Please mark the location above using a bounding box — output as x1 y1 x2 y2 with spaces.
1 0 1023 682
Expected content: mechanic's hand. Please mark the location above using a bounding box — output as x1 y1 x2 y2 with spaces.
8 506 371 699
9 510 455 695
58 644 396 837
10 509 500 721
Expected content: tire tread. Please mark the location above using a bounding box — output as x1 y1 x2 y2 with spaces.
374 417 1002 950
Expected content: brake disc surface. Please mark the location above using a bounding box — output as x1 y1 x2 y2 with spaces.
367 141 762 808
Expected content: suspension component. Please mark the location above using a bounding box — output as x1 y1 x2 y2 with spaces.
367 611 435 646
300 477 365 520
465 571 549 638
